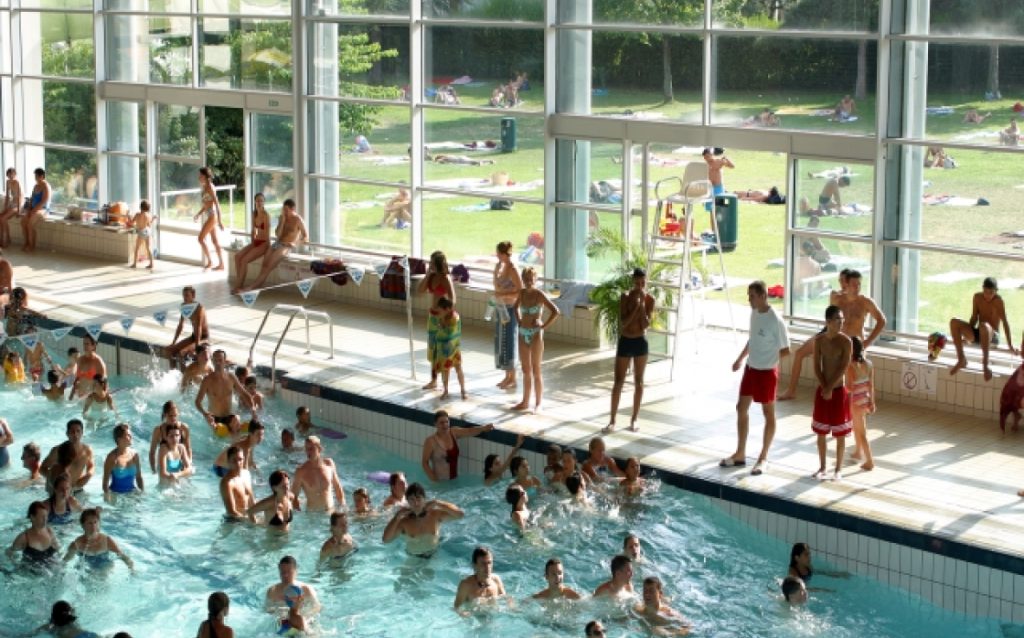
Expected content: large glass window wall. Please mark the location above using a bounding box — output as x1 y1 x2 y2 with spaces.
0 0 1020 348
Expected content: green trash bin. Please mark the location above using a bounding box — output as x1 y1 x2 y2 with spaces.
712 194 738 252
500 117 517 152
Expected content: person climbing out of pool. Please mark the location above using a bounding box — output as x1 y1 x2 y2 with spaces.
196 592 234 638
949 277 1016 381
46 473 82 525
781 576 808 604
149 400 192 474
505 484 530 531
164 286 209 371
212 420 265 476
6 500 60 565
40 419 94 493
634 576 691 635
292 434 346 512
720 280 790 475
382 471 408 508
453 546 507 612
81 375 116 417
531 557 582 600
483 433 525 486
219 445 255 522
320 511 356 562
69 335 106 399
811 306 853 481
606 267 654 433
382 482 463 558
179 344 212 392
593 554 635 598
265 555 321 634
35 601 99 638
196 349 254 438
158 422 194 485
64 507 134 570
420 409 494 482
623 534 643 562
247 470 297 532
618 457 645 497
581 436 624 484
102 423 143 496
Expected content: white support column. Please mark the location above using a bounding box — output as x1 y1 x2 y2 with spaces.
410 0 423 258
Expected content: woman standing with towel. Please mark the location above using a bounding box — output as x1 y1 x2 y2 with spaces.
492 241 522 390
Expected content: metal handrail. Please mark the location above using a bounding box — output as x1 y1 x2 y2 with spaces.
248 304 334 387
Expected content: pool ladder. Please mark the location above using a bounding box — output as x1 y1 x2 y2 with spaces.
248 304 334 388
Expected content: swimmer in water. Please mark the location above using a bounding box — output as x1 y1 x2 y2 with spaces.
353 487 373 515
41 370 65 401
619 457 645 496
6 500 60 564
244 376 265 411
532 557 582 600
542 443 562 482
158 422 194 485
382 482 463 558
453 546 506 612
179 344 212 392
382 471 408 508
781 576 808 604
102 423 144 496
196 592 234 638
294 405 314 436
36 601 99 638
21 442 43 483
634 576 690 635
212 420 265 474
292 435 346 512
81 375 116 417
509 455 543 492
593 554 635 598
505 484 529 531
281 428 296 452
623 533 643 562
40 419 94 493
46 473 82 525
320 511 356 561
63 507 134 569
220 446 256 521
149 400 193 474
483 432 524 486
581 436 623 484
565 472 589 503
265 555 321 634
247 470 297 532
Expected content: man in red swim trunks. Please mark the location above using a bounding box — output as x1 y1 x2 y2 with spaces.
812 305 852 481
720 281 790 476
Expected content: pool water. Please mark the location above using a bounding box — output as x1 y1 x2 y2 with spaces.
0 370 1009 637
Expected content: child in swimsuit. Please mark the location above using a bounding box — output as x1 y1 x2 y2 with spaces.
4 350 26 383
432 297 466 400
846 337 875 471
128 200 154 269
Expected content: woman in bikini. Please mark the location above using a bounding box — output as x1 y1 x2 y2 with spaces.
512 267 560 412
149 400 192 474
192 166 224 271
493 241 522 390
20 167 50 253
157 422 194 485
247 470 296 532
1 167 22 248
417 250 456 391
420 409 493 482
232 192 272 293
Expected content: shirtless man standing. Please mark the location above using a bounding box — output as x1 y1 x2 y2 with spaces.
453 547 506 611
291 435 345 512
244 198 308 292
593 554 635 598
40 419 94 492
950 277 1017 381
816 175 849 214
219 445 255 520
165 286 209 370
195 349 253 437
811 305 853 481
212 420 265 475
69 335 107 399
606 267 654 433
382 482 463 558
179 344 212 391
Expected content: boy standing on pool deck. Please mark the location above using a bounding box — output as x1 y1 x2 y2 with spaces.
949 277 1016 381
720 281 790 476
128 200 154 269
812 305 852 481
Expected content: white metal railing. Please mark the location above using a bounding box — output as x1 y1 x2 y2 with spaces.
159 184 239 228
248 303 334 387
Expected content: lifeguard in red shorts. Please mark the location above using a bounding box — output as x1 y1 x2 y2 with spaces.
720 281 790 476
812 305 853 481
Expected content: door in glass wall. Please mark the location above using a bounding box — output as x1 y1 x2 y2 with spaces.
155 103 203 263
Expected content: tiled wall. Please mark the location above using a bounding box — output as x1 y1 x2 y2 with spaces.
9 218 136 262
226 248 599 347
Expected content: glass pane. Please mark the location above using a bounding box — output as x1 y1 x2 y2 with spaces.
308 177 411 253
1 77 12 137
896 146 1023 252
251 113 293 169
593 0 701 27
425 0 540 20
106 155 146 208
424 111 543 199
0 12 10 74
713 0 877 31
554 140 621 205
918 43 1024 142
423 196 544 274
19 12 94 78
106 101 145 154
19 0 91 8
21 79 96 147
105 0 192 11
308 23 407 101
892 248 1024 338
790 236 872 321
201 18 292 91
200 0 292 15
25 146 98 211
793 159 873 237
157 104 200 158
158 159 203 226
148 16 194 85
928 1 1024 37
308 0 409 17
252 170 294 210
713 36 876 135
313 103 409 182
582 33 701 122
425 27 543 112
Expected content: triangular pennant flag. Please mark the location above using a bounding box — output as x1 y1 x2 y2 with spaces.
153 310 168 327
349 266 364 286
399 255 409 269
296 279 315 299
85 323 103 341
374 262 389 278
180 302 198 319
18 333 39 349
240 290 259 307
50 326 73 341
119 316 135 334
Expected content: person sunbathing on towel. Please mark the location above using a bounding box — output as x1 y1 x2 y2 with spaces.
963 109 990 124
426 153 495 166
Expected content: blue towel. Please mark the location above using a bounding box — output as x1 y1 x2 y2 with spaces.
552 281 594 316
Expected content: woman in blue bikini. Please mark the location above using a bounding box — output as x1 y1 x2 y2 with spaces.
102 423 144 496
192 167 225 271
157 422 193 485
511 267 560 412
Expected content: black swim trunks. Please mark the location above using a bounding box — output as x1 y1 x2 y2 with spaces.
971 326 999 345
213 414 238 427
616 335 649 358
